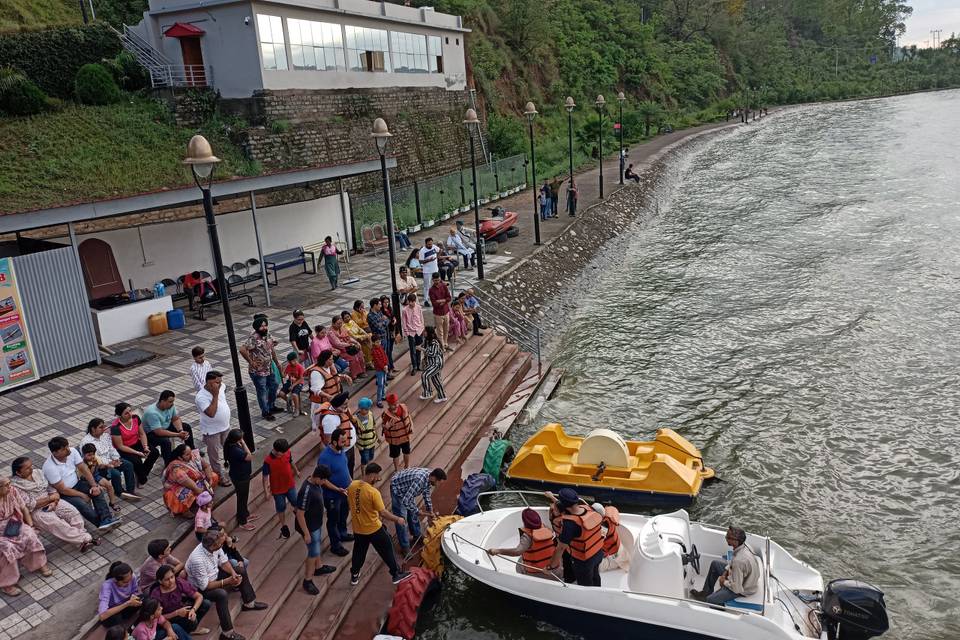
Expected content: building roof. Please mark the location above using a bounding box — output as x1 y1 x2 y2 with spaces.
0 157 396 234
163 22 206 37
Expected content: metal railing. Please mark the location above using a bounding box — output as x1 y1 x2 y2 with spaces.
350 154 526 234
470 288 542 375
152 64 213 88
449 530 569 586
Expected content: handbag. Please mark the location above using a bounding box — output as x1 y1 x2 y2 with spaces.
345 345 360 356
3 519 21 538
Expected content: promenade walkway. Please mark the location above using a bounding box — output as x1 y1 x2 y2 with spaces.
2 116 744 640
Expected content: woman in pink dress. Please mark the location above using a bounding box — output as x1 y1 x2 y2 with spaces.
0 477 51 596
10 457 96 552
449 299 469 345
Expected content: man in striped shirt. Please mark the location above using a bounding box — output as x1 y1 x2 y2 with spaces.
389 467 447 553
190 346 212 393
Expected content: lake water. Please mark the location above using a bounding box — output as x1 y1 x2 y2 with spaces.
418 90 960 640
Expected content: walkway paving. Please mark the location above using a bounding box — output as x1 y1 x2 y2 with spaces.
1 116 744 640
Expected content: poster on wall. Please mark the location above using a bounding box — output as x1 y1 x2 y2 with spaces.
0 258 38 391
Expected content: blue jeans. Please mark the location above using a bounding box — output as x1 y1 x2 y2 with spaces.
390 485 422 549
250 371 279 417
359 447 375 466
306 527 323 558
107 459 136 495
381 336 395 371
375 370 387 403
324 492 349 551
272 487 298 513
156 623 190 640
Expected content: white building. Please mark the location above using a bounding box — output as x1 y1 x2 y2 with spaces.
126 0 469 97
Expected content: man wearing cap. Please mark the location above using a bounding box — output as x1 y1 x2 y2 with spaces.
690 525 759 605
239 316 283 422
488 508 557 576
547 488 605 587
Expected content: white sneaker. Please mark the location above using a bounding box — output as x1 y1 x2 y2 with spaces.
418 394 432 400
433 397 447 404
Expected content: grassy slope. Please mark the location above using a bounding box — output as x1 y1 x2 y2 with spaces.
0 0 81 32
0 97 255 214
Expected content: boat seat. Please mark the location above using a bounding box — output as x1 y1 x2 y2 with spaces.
627 518 685 599
719 550 765 612
576 429 630 468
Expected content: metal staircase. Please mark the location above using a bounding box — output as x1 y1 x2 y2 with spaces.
470 288 543 375
113 24 211 88
469 88 493 165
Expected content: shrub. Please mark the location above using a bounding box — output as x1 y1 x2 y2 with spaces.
103 51 150 91
0 67 48 116
0 23 121 98
74 63 122 105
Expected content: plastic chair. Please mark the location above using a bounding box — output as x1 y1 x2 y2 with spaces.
230 262 246 274
227 274 245 292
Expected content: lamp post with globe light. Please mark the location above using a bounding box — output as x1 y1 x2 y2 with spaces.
463 108 485 280
371 118 402 330
182 135 255 450
595 94 606 200
523 101 541 244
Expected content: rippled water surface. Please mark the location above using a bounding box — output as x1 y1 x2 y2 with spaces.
419 91 960 640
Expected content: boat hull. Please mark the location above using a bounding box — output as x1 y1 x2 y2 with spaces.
505 476 696 507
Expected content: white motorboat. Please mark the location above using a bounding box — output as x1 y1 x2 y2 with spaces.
441 495 889 640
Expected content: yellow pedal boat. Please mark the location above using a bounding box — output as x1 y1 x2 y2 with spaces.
505 424 715 506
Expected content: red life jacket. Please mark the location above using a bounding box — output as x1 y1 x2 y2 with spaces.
562 507 604 562
382 405 413 445
519 526 556 569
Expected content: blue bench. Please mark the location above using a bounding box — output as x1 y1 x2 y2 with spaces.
263 247 316 286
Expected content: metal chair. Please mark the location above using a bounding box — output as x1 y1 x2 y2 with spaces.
227 274 245 292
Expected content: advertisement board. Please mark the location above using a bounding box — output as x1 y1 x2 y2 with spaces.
0 258 38 390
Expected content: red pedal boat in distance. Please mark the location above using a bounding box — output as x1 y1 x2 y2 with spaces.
478 207 519 242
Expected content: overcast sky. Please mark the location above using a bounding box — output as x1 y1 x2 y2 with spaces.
902 0 960 47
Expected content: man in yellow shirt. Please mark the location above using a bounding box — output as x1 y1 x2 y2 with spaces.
348 463 412 586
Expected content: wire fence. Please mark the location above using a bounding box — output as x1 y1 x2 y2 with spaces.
350 154 527 240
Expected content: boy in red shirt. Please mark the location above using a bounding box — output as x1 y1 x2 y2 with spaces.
371 341 389 408
279 351 306 416
262 438 300 539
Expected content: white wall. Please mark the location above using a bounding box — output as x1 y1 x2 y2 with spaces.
55 193 349 291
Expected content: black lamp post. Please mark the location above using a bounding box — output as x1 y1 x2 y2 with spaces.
182 135 255 451
617 91 626 185
565 96 575 191
595 94 606 200
372 117 402 331
523 101 540 245
464 108 485 280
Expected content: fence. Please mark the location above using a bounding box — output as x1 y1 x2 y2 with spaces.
350 154 527 241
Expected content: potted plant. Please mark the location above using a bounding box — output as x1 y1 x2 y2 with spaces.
440 211 451 221
500 189 509 198
423 218 436 228
450 208 460 218
460 204 471 213
411 223 422 233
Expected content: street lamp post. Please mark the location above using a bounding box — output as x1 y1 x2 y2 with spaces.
595 94 606 200
463 108 485 280
371 118 402 331
565 96 575 193
617 91 625 185
182 135 255 451
523 101 540 245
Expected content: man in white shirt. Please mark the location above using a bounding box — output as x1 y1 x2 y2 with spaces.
417 238 439 306
446 226 476 270
186 530 266 640
43 436 118 530
397 266 418 298
190 346 212 393
195 370 232 487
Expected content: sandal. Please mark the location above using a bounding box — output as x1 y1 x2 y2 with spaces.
111 504 122 513
1 586 21 597
38 566 53 577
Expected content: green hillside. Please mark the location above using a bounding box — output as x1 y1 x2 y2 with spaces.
0 0 81 32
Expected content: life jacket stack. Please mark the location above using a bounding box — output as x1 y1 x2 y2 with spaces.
519 526 557 569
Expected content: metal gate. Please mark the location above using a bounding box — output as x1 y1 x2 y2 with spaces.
14 247 99 377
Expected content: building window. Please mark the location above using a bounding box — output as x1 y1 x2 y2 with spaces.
445 37 449 44
257 14 287 70
288 18 344 70
345 25 390 72
456 38 459 45
391 31 428 73
428 35 443 73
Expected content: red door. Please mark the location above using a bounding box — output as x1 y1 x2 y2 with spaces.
78 238 124 300
179 38 206 86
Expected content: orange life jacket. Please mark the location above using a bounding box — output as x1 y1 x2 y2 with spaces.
309 366 340 403
602 506 621 557
519 526 557 569
562 507 604 562
550 506 564 537
382 405 413 445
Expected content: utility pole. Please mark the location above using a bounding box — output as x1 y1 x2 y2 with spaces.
835 46 839 78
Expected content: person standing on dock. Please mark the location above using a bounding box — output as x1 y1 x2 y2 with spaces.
389 467 446 555
348 463 411 587
239 316 283 423
401 294 425 375
295 464 337 595
317 428 353 557
418 238 439 305
428 274 452 352
381 393 413 472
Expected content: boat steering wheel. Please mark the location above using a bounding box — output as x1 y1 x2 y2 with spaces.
682 545 701 574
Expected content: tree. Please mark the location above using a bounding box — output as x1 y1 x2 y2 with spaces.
636 101 663 137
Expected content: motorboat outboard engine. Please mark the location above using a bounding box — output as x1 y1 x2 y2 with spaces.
821 579 889 640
